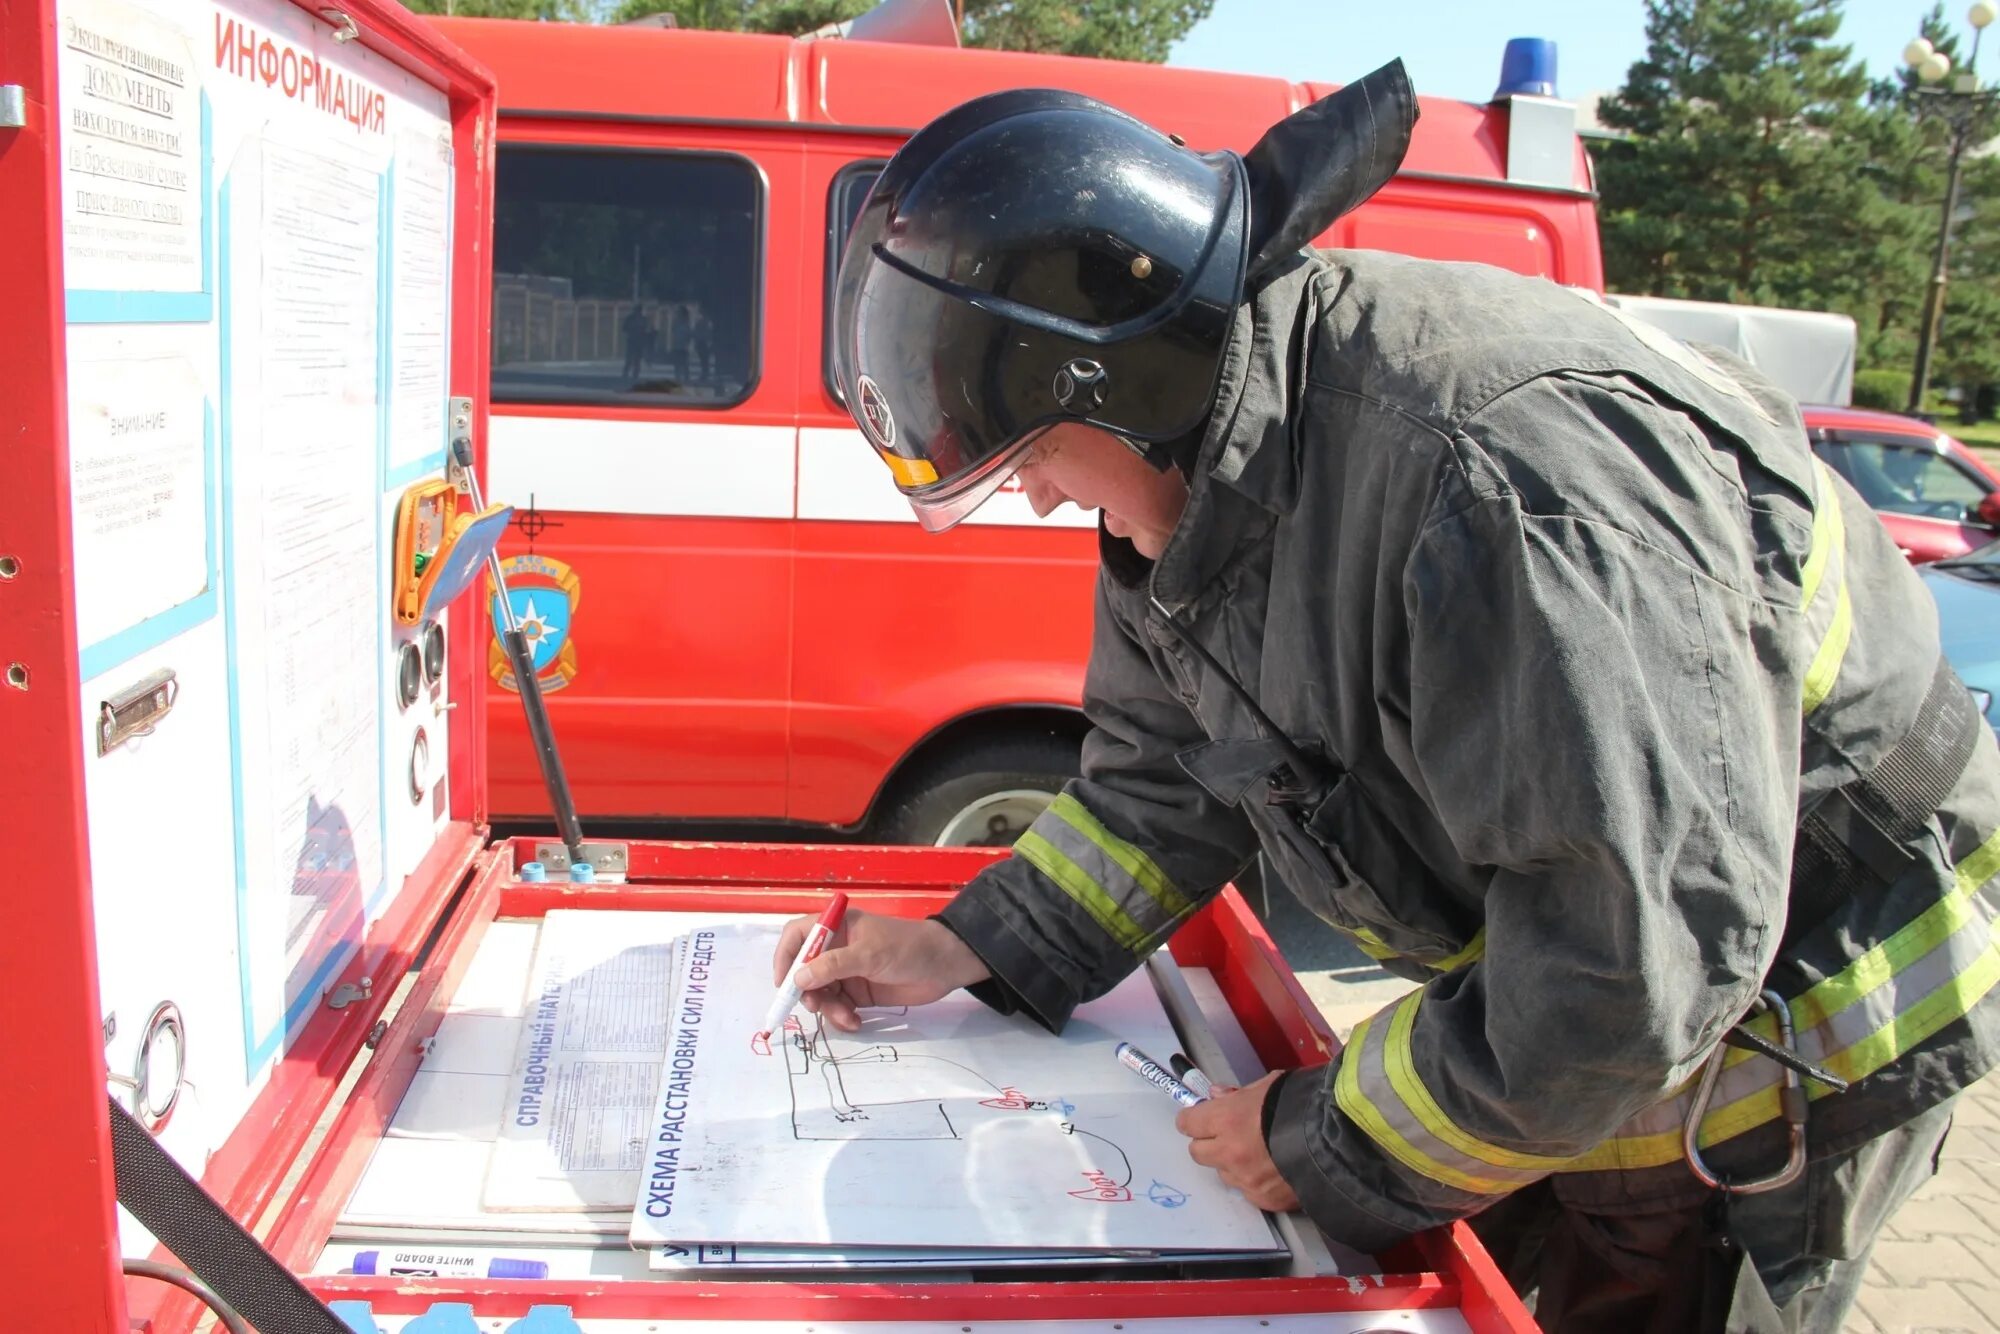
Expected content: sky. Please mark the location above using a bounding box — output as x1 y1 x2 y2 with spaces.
1167 1 1973 113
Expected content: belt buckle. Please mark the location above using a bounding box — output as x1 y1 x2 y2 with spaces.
1682 988 1808 1196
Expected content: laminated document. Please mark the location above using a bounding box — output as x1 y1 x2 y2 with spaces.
482 913 692 1211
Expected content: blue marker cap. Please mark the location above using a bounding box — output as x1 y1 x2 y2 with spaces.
487 1256 550 1279
518 861 547 883
569 861 595 883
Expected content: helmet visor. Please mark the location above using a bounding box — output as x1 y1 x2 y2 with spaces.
902 428 1046 532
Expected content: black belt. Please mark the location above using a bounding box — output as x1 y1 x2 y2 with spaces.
1691 656 1986 1192
1725 655 1988 1098
1783 654 1986 955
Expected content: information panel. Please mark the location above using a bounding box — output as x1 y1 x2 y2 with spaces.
59 0 461 1110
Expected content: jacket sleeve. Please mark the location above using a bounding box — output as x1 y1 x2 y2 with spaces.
1265 383 1800 1251
937 574 1258 1032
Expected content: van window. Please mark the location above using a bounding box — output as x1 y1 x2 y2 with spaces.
824 160 886 403
492 146 762 408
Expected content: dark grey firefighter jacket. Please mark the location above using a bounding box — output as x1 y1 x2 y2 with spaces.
935 248 2000 1252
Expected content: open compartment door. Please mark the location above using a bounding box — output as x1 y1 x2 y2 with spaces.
0 0 498 1328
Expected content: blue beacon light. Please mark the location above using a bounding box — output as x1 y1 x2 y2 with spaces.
1494 37 1559 100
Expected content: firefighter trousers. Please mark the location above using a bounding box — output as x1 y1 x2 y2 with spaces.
1466 1094 1961 1333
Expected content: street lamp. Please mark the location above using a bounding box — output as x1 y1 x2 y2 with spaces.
1903 3 2000 415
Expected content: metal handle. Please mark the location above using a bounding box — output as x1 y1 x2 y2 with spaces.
107 1001 186 1132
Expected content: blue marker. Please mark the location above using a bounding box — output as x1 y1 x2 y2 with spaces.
1115 1041 1203 1109
353 1248 549 1279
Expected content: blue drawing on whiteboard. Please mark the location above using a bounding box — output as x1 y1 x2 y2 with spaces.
1051 1095 1076 1117
1147 1180 1188 1209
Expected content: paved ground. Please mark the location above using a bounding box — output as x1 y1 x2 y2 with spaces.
1261 887 2000 1334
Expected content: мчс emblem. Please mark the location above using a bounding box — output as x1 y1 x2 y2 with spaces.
856 373 896 449
489 553 580 694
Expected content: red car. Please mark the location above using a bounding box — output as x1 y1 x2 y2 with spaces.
1805 404 2000 565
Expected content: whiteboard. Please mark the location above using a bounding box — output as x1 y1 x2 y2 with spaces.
631 923 1283 1255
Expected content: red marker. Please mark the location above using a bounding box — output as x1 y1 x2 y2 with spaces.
755 893 849 1041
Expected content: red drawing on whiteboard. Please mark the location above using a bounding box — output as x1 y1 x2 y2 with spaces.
750 1013 803 1057
979 1086 1050 1110
1069 1169 1133 1203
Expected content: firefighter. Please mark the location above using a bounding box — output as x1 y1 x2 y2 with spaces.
779 63 2000 1332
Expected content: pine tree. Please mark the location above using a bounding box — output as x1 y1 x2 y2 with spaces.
1593 0 1883 313
957 0 1214 63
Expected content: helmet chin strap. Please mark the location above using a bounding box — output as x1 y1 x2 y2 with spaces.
1128 423 1206 477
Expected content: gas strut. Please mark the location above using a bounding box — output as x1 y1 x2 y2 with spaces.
450 420 587 869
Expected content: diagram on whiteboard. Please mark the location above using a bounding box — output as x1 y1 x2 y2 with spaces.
629 924 1283 1255
773 1010 1040 1137
766 1010 1149 1206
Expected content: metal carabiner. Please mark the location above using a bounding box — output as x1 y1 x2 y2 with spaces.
1683 988 1808 1195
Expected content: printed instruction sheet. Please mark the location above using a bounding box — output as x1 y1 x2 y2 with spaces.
484 912 686 1211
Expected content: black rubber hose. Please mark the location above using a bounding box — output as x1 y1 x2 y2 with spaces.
122 1258 254 1334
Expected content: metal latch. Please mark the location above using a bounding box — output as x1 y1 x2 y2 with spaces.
0 86 26 129
534 840 630 877
98 669 178 756
447 395 474 493
327 975 374 1010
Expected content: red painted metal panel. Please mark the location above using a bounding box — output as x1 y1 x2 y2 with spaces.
485 515 798 819
432 17 797 125
808 37 1300 148
1421 1223 1544 1334
453 29 499 825
0 0 128 1326
509 834 1004 885
308 1273 1466 1322
432 17 1585 203
787 519 1097 826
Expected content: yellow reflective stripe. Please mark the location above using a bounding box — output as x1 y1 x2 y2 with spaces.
1802 580 1852 715
1822 936 2000 1089
1334 1011 1523 1195
1013 830 1149 953
1792 825 2000 1033
1049 793 1192 922
1342 925 1400 963
1800 460 1839 607
1383 990 1574 1174
1432 927 1487 972
1800 462 1851 715
1565 824 2000 1172
1337 925 1482 971
1562 1085 1780 1173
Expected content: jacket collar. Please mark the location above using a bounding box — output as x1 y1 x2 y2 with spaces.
1120 256 1321 611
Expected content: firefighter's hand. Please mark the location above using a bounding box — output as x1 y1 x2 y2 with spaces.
773 909 991 1032
1176 1072 1300 1212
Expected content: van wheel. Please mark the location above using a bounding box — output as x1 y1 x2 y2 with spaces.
873 735 1081 848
